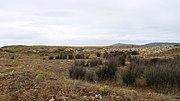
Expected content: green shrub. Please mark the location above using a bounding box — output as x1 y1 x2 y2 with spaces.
35 74 45 81
98 86 111 95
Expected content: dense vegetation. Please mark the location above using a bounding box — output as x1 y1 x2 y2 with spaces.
123 57 180 88
69 51 180 88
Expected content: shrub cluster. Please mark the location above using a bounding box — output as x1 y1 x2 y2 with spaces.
69 49 179 88
104 51 125 59
98 86 111 95
88 59 103 67
96 52 101 57
70 58 118 81
74 59 103 67
48 56 54 60
122 57 180 88
69 66 85 80
74 60 86 67
69 51 128 81
129 50 139 55
96 60 118 80
145 57 180 87
104 50 139 60
48 52 74 60
69 66 98 82
75 54 85 59
122 59 146 85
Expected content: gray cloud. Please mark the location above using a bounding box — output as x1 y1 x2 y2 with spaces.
0 0 180 46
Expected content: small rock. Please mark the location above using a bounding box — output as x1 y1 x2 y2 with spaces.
11 70 15 73
95 94 102 100
49 96 55 101
116 96 120 99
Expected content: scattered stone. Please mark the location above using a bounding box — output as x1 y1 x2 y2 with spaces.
116 96 120 99
11 70 15 73
95 94 102 100
49 96 55 101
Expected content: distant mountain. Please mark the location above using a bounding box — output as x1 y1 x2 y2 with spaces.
111 42 180 46
143 42 180 46
111 43 137 46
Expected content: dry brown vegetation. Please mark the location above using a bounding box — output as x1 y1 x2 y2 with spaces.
0 45 179 101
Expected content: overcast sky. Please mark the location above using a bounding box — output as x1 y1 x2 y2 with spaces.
0 0 180 46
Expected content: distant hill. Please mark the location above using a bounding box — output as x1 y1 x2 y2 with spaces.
111 43 137 46
111 42 180 46
143 42 180 46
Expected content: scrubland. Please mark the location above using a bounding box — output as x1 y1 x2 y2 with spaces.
0 45 179 101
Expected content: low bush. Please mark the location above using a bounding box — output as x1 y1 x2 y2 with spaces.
104 51 125 59
10 56 15 59
48 56 54 60
122 57 180 88
69 66 85 80
122 59 146 85
75 54 85 59
103 51 126 66
145 57 180 87
55 52 74 59
59 53 67 59
35 74 45 81
98 86 111 95
103 52 109 59
130 50 139 55
88 59 103 67
71 54 124 81
84 70 98 82
74 60 86 67
108 55 126 67
55 55 60 59
69 66 98 82
96 60 118 80
96 52 101 57
68 54 73 59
